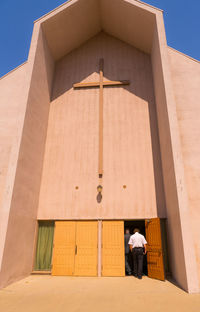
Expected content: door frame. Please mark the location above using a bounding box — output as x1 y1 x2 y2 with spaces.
32 221 40 272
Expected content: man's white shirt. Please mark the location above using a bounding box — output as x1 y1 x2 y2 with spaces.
128 232 147 248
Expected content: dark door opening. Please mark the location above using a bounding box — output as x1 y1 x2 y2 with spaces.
124 220 147 276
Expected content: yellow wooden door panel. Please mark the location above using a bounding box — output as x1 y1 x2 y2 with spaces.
102 221 125 276
145 218 165 281
74 221 98 276
52 221 76 276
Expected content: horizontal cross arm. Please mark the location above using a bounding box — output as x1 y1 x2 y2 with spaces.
73 80 130 89
102 80 130 86
73 82 100 88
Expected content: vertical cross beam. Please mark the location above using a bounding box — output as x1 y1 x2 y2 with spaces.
73 59 129 180
99 59 104 179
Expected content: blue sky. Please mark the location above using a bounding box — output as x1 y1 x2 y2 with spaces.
0 0 199 77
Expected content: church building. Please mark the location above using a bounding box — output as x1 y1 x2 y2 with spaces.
0 0 200 293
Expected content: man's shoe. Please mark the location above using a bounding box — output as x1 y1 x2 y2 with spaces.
138 276 142 280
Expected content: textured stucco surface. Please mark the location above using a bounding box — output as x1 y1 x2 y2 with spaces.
0 27 54 289
168 48 200 285
37 32 165 220
150 14 199 292
0 63 28 272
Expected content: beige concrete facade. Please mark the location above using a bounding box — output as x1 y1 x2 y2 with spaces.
0 63 28 272
0 0 200 293
168 48 200 285
0 24 54 288
38 32 165 220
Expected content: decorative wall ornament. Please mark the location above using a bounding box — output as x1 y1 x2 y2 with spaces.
97 185 103 203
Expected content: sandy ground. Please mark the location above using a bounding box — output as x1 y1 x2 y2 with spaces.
0 275 200 312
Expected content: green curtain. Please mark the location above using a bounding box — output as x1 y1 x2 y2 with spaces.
34 221 54 271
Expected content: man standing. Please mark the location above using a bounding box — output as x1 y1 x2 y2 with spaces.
128 228 147 279
124 228 132 275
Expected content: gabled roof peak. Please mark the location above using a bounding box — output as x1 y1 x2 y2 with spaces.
35 0 162 60
34 0 162 24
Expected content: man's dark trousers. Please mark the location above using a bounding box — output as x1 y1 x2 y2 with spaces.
125 253 132 274
124 233 131 274
132 247 143 278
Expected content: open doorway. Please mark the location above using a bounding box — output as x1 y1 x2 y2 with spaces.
124 220 147 276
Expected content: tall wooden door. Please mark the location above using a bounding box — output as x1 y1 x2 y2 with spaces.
74 221 98 276
52 221 98 276
145 218 165 281
102 221 125 276
52 221 76 276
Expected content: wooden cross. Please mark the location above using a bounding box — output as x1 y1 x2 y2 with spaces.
73 59 129 179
